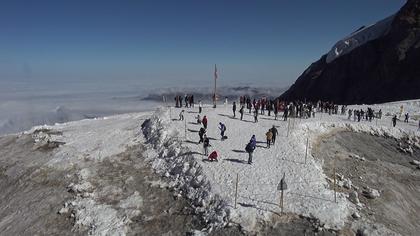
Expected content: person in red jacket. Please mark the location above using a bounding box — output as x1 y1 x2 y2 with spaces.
202 115 208 129
208 150 218 162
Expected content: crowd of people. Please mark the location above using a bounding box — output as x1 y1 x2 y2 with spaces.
174 94 195 108
347 108 382 122
174 95 418 163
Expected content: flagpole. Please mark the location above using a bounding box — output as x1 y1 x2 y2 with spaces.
213 64 217 108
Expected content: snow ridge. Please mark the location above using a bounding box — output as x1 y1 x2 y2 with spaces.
326 14 395 63
141 108 229 232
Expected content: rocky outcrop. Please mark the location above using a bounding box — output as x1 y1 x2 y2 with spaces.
280 0 420 104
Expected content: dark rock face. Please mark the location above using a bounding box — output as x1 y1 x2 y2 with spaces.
280 0 420 105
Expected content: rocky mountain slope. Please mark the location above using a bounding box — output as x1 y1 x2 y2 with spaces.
280 0 420 104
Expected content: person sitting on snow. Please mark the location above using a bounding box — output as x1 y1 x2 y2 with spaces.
208 150 218 162
196 114 201 124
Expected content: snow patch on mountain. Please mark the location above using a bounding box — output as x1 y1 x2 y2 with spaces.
326 15 395 63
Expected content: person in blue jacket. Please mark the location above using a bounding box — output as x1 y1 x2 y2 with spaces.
246 135 257 164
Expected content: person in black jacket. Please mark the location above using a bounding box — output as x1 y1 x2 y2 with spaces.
239 105 244 120
198 127 206 143
245 135 256 164
203 134 210 156
232 102 237 118
270 125 278 145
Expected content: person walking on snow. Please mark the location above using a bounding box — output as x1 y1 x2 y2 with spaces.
250 135 256 148
270 125 278 145
392 115 397 127
219 122 226 140
198 101 203 113
283 107 289 121
246 135 257 164
239 105 244 120
198 127 206 144
179 110 185 121
202 115 208 129
404 113 409 123
232 102 237 118
203 134 210 156
254 109 258 123
266 130 273 148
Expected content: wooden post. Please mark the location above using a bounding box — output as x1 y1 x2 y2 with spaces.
305 135 309 164
234 173 239 209
280 189 284 213
184 118 187 139
333 163 337 203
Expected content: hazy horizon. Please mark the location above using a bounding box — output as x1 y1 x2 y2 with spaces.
0 0 407 134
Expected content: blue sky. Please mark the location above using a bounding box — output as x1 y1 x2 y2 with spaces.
0 0 406 91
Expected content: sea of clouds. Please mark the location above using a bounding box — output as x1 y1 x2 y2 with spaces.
0 84 287 135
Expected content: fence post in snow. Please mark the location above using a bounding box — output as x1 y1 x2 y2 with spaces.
333 162 337 203
278 173 287 214
184 118 187 140
305 134 309 164
287 118 291 137
234 173 239 209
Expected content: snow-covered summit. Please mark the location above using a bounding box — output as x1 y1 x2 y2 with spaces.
326 15 395 63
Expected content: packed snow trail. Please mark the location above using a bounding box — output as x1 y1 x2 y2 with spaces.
153 101 420 232
163 106 350 230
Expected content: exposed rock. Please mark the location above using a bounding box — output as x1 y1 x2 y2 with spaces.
352 212 361 219
343 179 352 189
58 207 69 215
279 0 420 104
362 187 381 199
349 191 361 205
350 154 366 161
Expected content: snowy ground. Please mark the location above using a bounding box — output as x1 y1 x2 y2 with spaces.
1 99 419 235
144 100 420 233
7 112 152 235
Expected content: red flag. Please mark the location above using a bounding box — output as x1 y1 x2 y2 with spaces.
214 64 218 80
